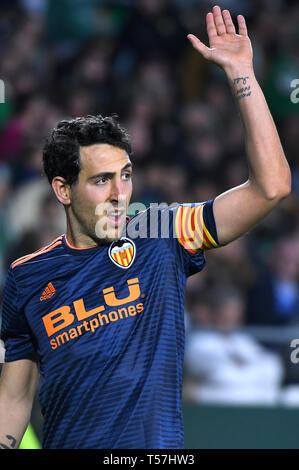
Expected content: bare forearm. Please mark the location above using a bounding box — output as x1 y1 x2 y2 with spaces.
225 65 291 199
0 360 39 449
189 7 292 245
0 387 32 449
0 395 32 449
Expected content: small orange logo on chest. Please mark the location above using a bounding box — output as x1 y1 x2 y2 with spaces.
40 282 56 301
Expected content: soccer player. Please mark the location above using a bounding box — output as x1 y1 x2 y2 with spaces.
0 7 291 449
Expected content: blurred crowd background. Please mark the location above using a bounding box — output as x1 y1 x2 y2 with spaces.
0 0 298 444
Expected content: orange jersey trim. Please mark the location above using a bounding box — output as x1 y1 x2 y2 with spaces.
64 235 99 250
11 236 63 269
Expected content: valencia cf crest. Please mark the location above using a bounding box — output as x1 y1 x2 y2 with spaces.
108 238 136 269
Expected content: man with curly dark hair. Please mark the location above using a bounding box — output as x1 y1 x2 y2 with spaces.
0 7 291 449
42 114 133 245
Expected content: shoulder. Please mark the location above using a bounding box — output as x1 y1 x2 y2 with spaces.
11 235 64 271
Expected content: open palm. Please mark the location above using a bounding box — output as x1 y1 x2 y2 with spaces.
188 5 253 71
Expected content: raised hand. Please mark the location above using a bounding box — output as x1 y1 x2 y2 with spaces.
187 5 253 72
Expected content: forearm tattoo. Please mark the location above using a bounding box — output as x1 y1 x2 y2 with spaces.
0 434 17 449
233 76 251 100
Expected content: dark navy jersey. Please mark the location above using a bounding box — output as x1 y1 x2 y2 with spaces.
1 200 220 449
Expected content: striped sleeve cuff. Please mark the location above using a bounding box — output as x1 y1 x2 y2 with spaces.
174 202 219 253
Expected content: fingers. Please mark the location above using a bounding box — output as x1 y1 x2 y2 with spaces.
237 14 248 36
222 9 236 34
205 6 247 38
212 5 226 36
188 6 248 54
206 12 218 42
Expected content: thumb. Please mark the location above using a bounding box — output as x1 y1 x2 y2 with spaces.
187 34 211 59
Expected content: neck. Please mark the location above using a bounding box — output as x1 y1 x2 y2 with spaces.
64 205 100 248
66 224 98 249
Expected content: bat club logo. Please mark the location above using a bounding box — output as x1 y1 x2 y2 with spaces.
108 238 136 269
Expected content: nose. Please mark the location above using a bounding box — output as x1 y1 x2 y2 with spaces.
109 177 126 206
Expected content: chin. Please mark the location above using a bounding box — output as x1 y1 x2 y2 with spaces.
94 228 123 244
94 218 127 244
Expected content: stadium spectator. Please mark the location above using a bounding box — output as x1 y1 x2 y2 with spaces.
184 286 284 405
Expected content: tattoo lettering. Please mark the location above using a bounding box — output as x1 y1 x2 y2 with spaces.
0 443 9 449
233 76 249 85
236 86 251 100
233 76 251 100
0 434 17 449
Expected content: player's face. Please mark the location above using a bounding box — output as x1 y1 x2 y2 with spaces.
69 143 133 243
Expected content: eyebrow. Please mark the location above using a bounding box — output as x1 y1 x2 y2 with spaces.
88 162 133 181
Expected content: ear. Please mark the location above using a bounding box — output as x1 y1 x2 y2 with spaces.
51 176 71 205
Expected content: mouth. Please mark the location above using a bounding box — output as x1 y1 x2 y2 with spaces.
106 208 126 227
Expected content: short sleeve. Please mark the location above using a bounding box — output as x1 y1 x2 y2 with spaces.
170 199 221 276
0 267 36 362
124 199 221 277
174 199 220 252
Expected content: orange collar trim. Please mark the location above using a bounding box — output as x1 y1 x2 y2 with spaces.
64 234 99 250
